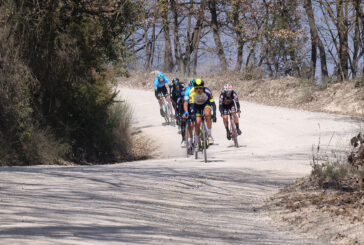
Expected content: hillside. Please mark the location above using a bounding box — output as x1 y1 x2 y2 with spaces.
118 72 364 118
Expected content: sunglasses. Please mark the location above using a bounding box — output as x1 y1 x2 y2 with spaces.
195 86 203 89
226 90 232 93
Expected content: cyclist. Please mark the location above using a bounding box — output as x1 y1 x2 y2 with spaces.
219 83 241 140
189 79 217 149
153 72 173 117
171 78 187 144
170 78 186 121
183 79 196 155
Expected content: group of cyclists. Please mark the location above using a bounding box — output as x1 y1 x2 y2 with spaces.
153 72 242 155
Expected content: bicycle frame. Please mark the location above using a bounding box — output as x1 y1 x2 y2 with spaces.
195 113 208 163
183 117 195 157
158 93 172 124
228 110 239 148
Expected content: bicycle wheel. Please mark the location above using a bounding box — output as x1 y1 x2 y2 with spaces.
231 119 239 148
194 129 198 159
184 121 189 157
202 121 207 163
163 99 170 124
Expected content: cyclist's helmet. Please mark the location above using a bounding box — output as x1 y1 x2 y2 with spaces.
189 79 195 87
172 78 179 86
224 83 233 93
194 78 204 88
157 72 164 81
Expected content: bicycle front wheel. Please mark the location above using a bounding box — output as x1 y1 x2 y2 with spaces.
164 101 170 124
184 122 189 157
231 119 239 148
202 121 207 163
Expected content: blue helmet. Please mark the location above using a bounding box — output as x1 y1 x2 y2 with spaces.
189 79 195 87
157 72 164 80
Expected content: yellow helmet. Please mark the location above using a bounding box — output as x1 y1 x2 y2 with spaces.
193 78 204 88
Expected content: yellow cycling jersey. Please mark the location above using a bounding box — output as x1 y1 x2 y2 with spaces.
189 87 215 105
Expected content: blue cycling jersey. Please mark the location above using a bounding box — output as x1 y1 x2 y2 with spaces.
153 74 170 90
184 86 191 102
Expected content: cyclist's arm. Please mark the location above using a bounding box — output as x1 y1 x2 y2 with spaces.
165 77 170 86
153 78 159 91
211 101 217 116
189 90 196 114
205 88 216 115
165 77 172 93
183 87 190 113
184 102 189 113
205 87 215 103
233 91 241 111
218 94 224 114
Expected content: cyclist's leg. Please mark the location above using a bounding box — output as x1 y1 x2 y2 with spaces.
231 105 241 134
176 97 184 118
204 106 212 129
204 105 213 142
171 96 178 115
222 107 230 139
155 88 163 106
194 106 202 145
180 119 186 142
155 88 164 116
186 104 194 148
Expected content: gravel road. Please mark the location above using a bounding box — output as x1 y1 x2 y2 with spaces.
0 87 360 244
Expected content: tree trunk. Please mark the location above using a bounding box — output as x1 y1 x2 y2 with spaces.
208 0 227 72
144 22 152 71
351 0 362 78
170 0 183 73
160 0 173 72
149 4 158 70
232 0 244 73
191 0 205 75
184 4 192 75
337 0 349 80
304 0 328 80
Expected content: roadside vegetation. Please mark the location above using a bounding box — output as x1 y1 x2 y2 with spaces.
0 0 143 165
265 134 364 244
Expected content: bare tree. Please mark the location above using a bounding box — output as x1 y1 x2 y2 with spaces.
303 0 329 80
159 0 173 72
208 0 227 72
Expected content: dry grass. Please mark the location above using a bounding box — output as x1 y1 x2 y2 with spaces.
265 134 364 244
265 176 364 245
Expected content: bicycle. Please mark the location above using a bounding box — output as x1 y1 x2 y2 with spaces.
195 112 208 163
158 92 173 124
227 100 241 148
181 117 194 157
227 109 239 148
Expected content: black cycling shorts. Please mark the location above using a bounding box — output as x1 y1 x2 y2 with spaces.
221 104 237 115
155 86 168 99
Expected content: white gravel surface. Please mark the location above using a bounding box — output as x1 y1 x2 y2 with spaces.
0 87 360 244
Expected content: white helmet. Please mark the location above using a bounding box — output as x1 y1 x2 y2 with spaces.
223 83 232 92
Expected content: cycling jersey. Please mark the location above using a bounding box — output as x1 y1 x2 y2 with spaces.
171 82 185 116
184 86 192 103
189 87 216 116
171 82 186 101
153 74 170 90
189 87 215 105
219 90 240 115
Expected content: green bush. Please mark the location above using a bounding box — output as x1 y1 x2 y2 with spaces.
0 0 142 165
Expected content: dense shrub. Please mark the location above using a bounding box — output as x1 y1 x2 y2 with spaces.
0 0 141 165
